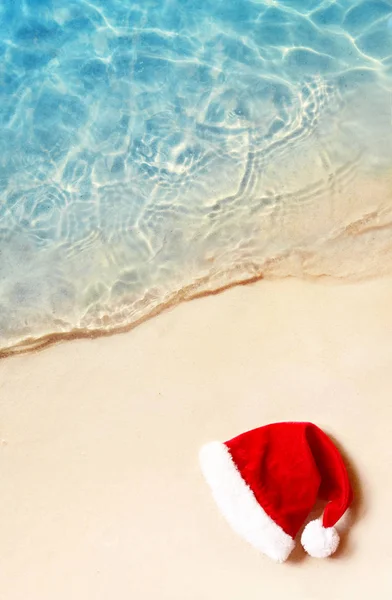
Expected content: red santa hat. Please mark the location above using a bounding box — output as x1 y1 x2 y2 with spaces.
199 422 353 563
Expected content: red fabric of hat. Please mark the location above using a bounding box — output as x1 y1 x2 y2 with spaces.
199 422 353 563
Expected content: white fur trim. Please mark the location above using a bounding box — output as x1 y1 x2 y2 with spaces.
301 519 340 558
199 441 295 563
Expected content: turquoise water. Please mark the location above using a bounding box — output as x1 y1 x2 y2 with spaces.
2 0 392 353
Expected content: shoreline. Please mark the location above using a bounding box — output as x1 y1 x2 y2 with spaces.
0 270 265 359
3 166 392 359
1 276 392 598
2 265 392 360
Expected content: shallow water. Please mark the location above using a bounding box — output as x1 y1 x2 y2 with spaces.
1 0 392 353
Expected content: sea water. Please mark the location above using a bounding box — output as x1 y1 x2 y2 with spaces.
1 0 392 353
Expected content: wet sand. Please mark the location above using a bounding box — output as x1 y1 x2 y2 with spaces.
0 277 391 599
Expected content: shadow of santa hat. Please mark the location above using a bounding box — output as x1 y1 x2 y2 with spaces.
199 421 353 563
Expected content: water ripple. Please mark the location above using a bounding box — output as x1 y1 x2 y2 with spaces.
1 0 392 353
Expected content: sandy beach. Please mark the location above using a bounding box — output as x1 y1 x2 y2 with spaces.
1 276 392 599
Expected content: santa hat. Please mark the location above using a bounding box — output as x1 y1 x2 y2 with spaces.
199 422 353 563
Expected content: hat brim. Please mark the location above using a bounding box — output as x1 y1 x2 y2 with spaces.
199 441 295 563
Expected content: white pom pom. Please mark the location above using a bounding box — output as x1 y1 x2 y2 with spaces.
301 519 340 558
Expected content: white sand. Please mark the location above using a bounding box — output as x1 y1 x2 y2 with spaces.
1 277 392 599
